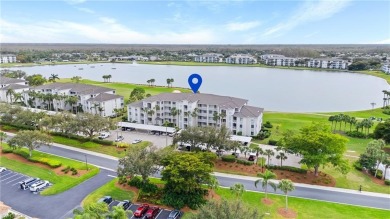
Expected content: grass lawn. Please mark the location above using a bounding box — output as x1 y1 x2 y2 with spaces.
82 178 135 207
57 78 191 102
52 135 152 158
0 144 99 195
215 187 389 219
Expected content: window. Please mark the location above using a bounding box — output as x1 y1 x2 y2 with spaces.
251 125 254 128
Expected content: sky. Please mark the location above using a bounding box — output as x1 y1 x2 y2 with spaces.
0 0 389 44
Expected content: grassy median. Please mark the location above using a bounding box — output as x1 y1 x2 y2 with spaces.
0 144 99 195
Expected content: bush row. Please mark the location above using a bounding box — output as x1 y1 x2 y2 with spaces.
2 148 62 168
221 155 236 163
236 159 254 166
51 131 113 146
0 122 35 131
128 176 159 194
266 165 307 174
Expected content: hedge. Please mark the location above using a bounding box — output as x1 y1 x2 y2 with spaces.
353 161 363 171
1 148 13 153
29 157 62 168
221 155 236 163
267 165 307 174
236 159 254 166
91 138 113 146
385 180 390 186
50 131 113 146
0 122 35 131
268 139 278 146
345 131 367 139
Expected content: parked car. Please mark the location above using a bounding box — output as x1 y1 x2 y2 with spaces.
167 210 182 219
98 132 110 139
20 177 40 190
115 136 124 142
248 154 256 161
122 127 135 131
145 206 160 219
134 203 149 218
0 167 6 172
132 139 142 144
29 180 49 192
116 200 131 210
97 196 113 205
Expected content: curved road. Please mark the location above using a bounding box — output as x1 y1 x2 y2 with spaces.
36 144 390 210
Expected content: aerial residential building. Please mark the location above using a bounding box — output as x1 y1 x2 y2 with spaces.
22 83 124 117
0 76 29 103
194 53 224 63
264 56 297 67
381 64 390 74
0 54 17 63
225 54 257 64
259 54 285 60
128 93 264 136
307 59 348 69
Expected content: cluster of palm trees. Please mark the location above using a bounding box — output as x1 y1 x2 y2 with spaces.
26 90 81 113
102 75 112 83
146 78 155 86
166 78 174 87
5 89 23 104
383 90 390 108
328 114 374 134
48 74 59 83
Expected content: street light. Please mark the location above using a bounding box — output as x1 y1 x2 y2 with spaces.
85 154 89 171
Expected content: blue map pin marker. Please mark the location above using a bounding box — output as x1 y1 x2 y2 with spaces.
188 73 202 93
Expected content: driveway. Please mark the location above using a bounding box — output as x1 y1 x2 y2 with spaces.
0 168 114 219
108 129 173 148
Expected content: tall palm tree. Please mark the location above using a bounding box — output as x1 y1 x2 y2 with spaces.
147 79 151 86
150 78 155 86
264 149 275 166
191 107 199 125
48 74 59 83
170 107 178 127
278 179 295 212
6 88 15 103
0 131 7 151
13 93 23 105
107 75 112 82
212 111 220 127
328 116 335 131
349 117 357 131
166 78 171 87
220 111 226 126
276 152 288 167
102 75 107 83
255 170 277 199
169 78 174 87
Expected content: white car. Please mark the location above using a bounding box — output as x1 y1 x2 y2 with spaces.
98 132 110 139
29 180 50 192
0 167 6 173
132 139 142 144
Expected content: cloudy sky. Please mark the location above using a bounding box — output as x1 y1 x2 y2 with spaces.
1 0 389 44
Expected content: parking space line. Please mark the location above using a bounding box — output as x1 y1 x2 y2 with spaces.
1 173 20 182
155 209 163 219
126 204 133 210
0 172 14 178
5 175 26 184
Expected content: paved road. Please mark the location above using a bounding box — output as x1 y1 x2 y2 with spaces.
35 144 390 210
0 168 114 219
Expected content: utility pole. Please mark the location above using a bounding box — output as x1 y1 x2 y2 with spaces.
85 154 89 171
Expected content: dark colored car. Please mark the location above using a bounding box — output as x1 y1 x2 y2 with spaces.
248 155 256 161
97 196 112 205
134 203 149 217
167 210 182 219
145 206 160 219
116 200 131 210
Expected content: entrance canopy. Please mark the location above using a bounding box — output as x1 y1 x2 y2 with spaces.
230 135 252 144
117 122 176 133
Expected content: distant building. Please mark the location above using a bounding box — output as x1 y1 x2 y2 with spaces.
0 54 17 63
225 54 257 64
307 59 348 69
128 93 264 136
110 56 148 61
0 76 29 103
23 83 124 117
382 64 390 74
259 54 285 60
194 53 224 63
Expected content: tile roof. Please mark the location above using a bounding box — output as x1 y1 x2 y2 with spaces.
0 76 26 85
34 82 114 94
0 84 29 90
86 93 123 102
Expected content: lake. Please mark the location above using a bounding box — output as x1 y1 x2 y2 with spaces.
7 63 390 113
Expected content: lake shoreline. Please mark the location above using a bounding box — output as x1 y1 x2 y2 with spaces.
1 60 388 85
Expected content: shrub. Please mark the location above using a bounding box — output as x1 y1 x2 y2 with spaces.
236 159 254 166
383 109 390 115
13 150 30 159
268 139 278 146
2 148 13 153
163 188 207 209
385 180 390 186
128 176 143 188
28 157 62 168
267 165 307 174
118 176 128 185
221 155 236 163
71 169 78 175
376 170 383 179
263 121 273 128
91 138 113 146
140 182 158 194
345 131 367 138
1 125 18 131
353 161 363 171
115 142 130 148
255 130 271 140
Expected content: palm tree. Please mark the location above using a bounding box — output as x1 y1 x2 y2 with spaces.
255 170 277 199
65 96 78 114
0 131 7 150
349 117 357 131
230 183 245 198
191 108 199 125
264 149 275 166
102 75 108 83
48 74 59 83
278 179 295 212
147 79 151 86
170 107 178 127
343 115 350 131
13 93 23 104
150 78 155 86
212 111 220 127
220 111 226 126
276 152 288 167
170 78 174 87
166 78 171 87
6 88 15 103
328 116 335 130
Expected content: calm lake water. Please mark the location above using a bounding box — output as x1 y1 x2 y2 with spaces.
8 63 390 113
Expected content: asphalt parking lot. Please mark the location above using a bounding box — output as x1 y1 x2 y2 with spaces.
108 129 173 148
0 168 114 219
107 200 178 219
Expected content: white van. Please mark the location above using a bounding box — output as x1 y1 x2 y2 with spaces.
30 180 49 192
20 178 40 190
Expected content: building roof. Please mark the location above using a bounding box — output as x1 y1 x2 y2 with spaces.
118 122 176 133
0 84 29 90
230 135 252 143
233 105 264 118
34 82 114 95
141 93 248 109
129 100 143 107
0 76 26 85
87 93 123 102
